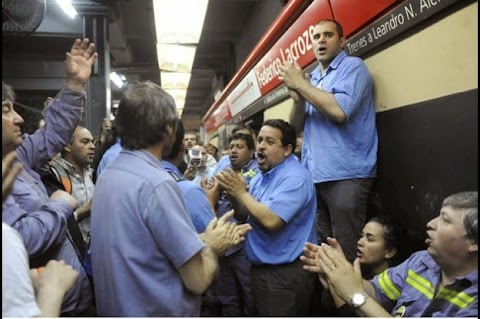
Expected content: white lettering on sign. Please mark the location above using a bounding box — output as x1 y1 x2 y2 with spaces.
227 70 262 116
344 0 456 57
256 25 315 90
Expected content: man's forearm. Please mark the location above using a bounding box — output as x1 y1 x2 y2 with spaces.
235 192 284 231
229 196 249 222
36 285 65 317
290 97 306 133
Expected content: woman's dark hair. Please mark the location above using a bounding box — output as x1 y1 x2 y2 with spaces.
369 214 408 267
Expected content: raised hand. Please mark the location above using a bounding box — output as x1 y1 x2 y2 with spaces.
278 60 308 91
65 38 98 91
301 237 346 273
300 241 322 273
316 243 364 303
201 176 220 209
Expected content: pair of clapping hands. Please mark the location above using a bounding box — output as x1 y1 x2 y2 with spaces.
200 210 252 256
300 238 365 304
202 168 249 198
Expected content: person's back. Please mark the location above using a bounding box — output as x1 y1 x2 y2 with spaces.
92 150 204 316
90 81 250 316
96 136 122 178
163 160 214 233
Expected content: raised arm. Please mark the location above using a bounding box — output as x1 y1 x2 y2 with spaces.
2 151 23 203
17 38 98 171
65 38 98 92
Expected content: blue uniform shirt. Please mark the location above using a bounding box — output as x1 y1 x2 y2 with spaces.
302 50 378 183
96 137 122 177
215 157 259 256
245 155 317 265
3 88 94 314
162 161 214 233
214 155 230 174
92 150 204 316
372 250 478 317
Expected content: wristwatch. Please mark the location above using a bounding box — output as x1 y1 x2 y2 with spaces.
350 292 369 308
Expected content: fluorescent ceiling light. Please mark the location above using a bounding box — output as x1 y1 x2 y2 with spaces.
110 72 124 88
153 0 209 44
55 0 78 19
157 44 196 73
161 72 191 90
165 89 187 101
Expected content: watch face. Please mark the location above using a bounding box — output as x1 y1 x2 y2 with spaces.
353 293 365 304
352 293 367 307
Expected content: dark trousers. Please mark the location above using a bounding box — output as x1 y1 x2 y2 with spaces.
201 276 222 317
315 178 374 262
218 249 252 316
61 304 96 317
250 259 316 316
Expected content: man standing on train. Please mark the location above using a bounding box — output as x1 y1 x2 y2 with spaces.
278 19 378 263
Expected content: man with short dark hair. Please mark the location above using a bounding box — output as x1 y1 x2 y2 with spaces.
279 19 378 263
215 132 258 316
56 126 95 242
216 119 317 316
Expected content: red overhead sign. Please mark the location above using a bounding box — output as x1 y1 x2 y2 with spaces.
204 0 399 133
205 100 232 133
253 0 333 96
329 0 397 37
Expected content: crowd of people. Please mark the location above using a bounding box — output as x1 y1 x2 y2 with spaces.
2 18 477 318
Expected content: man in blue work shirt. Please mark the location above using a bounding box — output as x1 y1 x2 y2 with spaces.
91 81 251 317
215 131 259 316
2 38 97 316
217 119 317 316
307 191 477 317
279 19 378 263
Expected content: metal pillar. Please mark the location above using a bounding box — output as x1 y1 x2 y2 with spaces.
82 14 110 137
